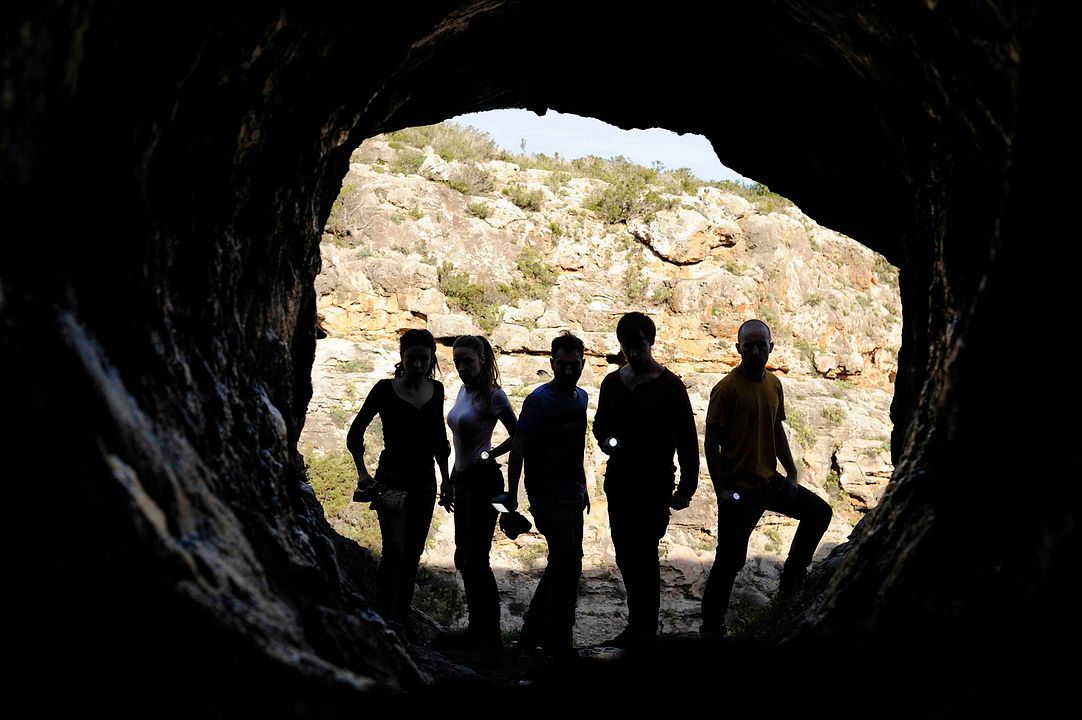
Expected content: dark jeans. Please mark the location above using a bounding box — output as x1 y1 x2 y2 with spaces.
453 461 504 641
702 475 832 633
608 490 672 639
375 483 436 622
521 499 584 652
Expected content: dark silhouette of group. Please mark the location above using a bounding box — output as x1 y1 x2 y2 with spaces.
344 314 833 659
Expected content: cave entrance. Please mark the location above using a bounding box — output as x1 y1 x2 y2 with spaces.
301 110 900 651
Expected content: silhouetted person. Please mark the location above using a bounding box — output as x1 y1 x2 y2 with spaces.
347 329 451 625
593 312 698 647
445 334 517 648
701 319 833 638
503 332 589 660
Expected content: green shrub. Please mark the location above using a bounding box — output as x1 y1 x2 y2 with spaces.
545 171 572 193
414 568 465 627
785 407 816 448
874 256 900 287
763 526 783 554
622 251 648 303
822 405 846 424
513 247 557 300
466 201 493 219
708 179 793 212
661 167 701 195
326 182 362 235
328 406 352 427
652 283 673 305
384 122 500 162
793 338 817 365
445 163 494 195
438 261 514 333
391 148 425 176
336 358 374 373
503 183 544 211
824 469 849 512
586 178 646 224
303 450 383 551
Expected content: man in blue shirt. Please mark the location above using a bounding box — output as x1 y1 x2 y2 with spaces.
504 332 589 659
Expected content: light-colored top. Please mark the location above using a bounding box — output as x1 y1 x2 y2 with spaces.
447 384 511 472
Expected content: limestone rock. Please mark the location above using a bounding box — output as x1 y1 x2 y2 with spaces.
628 208 738 264
426 313 479 338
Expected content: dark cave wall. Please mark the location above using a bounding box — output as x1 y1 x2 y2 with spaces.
3 0 1076 704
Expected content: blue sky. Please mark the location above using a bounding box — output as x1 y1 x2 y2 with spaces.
449 109 751 184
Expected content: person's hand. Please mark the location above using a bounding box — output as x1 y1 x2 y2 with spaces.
439 479 455 512
492 491 517 513
669 493 691 510
784 472 799 500
356 469 375 490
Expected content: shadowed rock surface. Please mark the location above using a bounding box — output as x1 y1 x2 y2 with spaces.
3 1 1075 714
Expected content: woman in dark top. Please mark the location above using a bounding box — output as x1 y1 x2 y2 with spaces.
445 334 517 647
347 329 450 623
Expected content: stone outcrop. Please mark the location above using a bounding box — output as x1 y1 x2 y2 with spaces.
304 140 900 641
4 1 1073 712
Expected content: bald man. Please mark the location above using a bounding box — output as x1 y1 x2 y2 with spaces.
700 319 833 638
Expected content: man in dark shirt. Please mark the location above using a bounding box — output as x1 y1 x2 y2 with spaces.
504 332 589 659
701 319 832 639
593 312 699 647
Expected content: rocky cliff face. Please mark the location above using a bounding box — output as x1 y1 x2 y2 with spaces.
301 134 900 641
5 1 1074 713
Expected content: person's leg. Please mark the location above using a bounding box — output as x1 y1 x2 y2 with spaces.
376 500 407 620
534 502 583 653
636 499 670 639
454 465 502 643
701 491 764 636
397 484 436 620
520 566 550 650
608 496 634 639
610 494 669 643
765 481 833 593
520 503 554 650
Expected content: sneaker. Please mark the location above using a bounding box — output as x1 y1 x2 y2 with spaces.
517 625 544 656
601 627 654 649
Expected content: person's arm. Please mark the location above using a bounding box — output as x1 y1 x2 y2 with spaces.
672 380 699 509
704 423 727 486
774 385 798 496
487 390 517 460
433 383 453 510
593 375 613 453
703 383 730 487
346 380 383 486
774 424 798 480
504 430 527 512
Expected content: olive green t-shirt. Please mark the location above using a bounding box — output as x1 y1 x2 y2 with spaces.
705 367 785 489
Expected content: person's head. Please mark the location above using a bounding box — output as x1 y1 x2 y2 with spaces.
550 332 585 392
736 319 773 375
396 328 438 380
453 334 501 413
616 312 656 371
